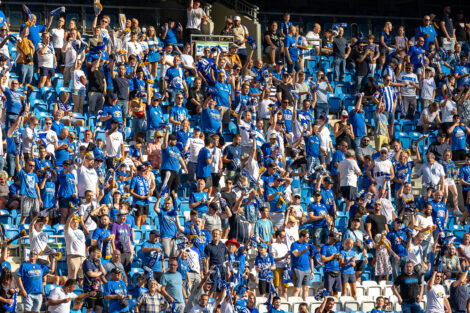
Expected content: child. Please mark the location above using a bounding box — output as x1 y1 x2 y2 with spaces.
373 233 398 281
177 249 189 291
441 149 461 216
371 296 385 313
134 274 148 299
39 169 56 225
366 34 380 77
255 243 276 297
340 238 357 299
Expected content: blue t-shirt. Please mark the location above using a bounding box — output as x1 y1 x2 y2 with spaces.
189 191 209 214
196 147 212 178
19 169 38 198
130 175 150 205
163 28 178 45
415 25 438 50
58 171 76 198
305 135 321 158
386 230 408 257
197 57 216 84
451 126 467 151
308 202 328 228
267 184 287 213
104 280 129 313
254 219 275 243
459 165 470 192
177 257 189 279
321 244 340 272
349 110 366 137
158 209 178 238
4 88 23 114
142 241 164 272
147 105 164 130
165 67 185 91
430 199 447 231
161 146 181 171
281 107 293 132
160 271 185 303
103 104 123 129
321 188 335 215
55 138 71 166
20 23 46 47
92 227 111 255
223 145 242 171
169 106 189 130
394 161 414 189
330 150 345 175
340 250 356 274
41 180 55 208
18 262 49 294
284 35 299 61
254 253 275 280
290 241 311 271
454 64 470 88
408 45 426 69
215 82 231 108
201 107 221 134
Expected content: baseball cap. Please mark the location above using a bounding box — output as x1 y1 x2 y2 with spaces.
341 110 349 117
137 165 148 171
234 16 241 21
111 267 122 274
149 230 160 236
324 177 334 184
109 93 118 100
276 60 284 65
118 209 127 215
259 242 268 249
152 93 162 100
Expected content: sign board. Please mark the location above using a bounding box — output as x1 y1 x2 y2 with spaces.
195 41 229 56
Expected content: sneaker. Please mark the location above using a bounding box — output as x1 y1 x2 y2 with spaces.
454 208 464 216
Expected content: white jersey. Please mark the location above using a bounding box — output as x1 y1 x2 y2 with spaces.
77 165 98 197
50 28 65 49
185 137 204 163
105 131 123 158
425 284 446 313
30 228 49 262
210 147 222 174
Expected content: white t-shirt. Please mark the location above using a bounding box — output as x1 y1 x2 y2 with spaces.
50 28 65 49
22 127 37 152
64 45 77 67
398 72 418 97
79 202 98 233
105 131 124 158
48 286 77 313
318 126 332 153
125 40 143 58
39 129 58 155
37 42 55 68
414 213 434 241
421 78 436 100
65 227 86 257
30 228 49 262
245 156 259 181
161 55 174 80
239 119 253 147
258 99 272 119
270 242 288 268
425 284 446 313
77 165 98 197
185 137 204 163
305 31 320 46
440 99 457 123
71 69 86 91
181 54 195 69
408 242 423 266
186 8 206 30
285 224 299 249
379 198 395 223
210 147 222 174
338 158 361 187
418 108 440 126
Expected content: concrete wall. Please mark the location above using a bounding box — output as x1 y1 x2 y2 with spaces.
210 2 262 59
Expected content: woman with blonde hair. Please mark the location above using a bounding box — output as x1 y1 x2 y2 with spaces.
146 26 162 77
395 25 409 52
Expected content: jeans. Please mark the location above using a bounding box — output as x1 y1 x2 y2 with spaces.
312 227 329 246
117 99 128 117
333 57 346 82
5 112 19 131
353 136 363 149
314 102 329 120
6 153 16 178
17 63 34 85
401 301 422 313
356 75 366 91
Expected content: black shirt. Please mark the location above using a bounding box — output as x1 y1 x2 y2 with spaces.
351 49 368 77
333 37 348 59
455 18 467 42
89 69 105 93
393 272 422 304
440 14 454 38
188 87 205 115
228 212 250 244
263 31 281 48
428 141 450 162
365 213 387 239
204 241 228 266
276 83 294 104
112 77 130 100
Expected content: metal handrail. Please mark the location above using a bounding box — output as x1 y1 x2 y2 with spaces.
221 0 259 21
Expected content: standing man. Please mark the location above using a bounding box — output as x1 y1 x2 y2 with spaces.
83 246 106 313
17 250 51 313
392 261 424 313
111 209 134 272
105 119 124 169
204 229 228 291
15 154 42 224
64 214 87 282
425 271 451 313
440 6 456 51
160 259 187 313
415 15 439 50
142 230 165 282
337 150 361 212
332 27 351 82
290 229 314 300
186 0 208 43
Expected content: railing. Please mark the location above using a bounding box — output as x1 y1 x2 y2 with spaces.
190 34 234 57
221 0 259 21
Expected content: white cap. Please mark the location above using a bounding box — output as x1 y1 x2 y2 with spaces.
234 16 241 21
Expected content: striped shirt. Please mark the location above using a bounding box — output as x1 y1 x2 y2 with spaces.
380 86 397 113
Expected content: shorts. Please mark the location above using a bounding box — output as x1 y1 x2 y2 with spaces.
379 47 391 58
59 197 73 208
85 291 104 309
384 111 395 125
21 196 40 217
291 268 311 287
445 178 455 186
354 260 366 271
72 88 86 97
340 186 357 201
67 255 85 279
211 173 221 188
259 279 270 294
287 61 300 74
135 204 149 217
24 293 43 312
196 176 212 188
341 273 356 284
161 237 177 258
273 268 289 287
325 271 342 293
39 67 55 77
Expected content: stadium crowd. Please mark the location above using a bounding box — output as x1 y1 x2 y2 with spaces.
0 1 469 313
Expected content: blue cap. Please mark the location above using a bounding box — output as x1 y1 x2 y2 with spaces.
276 60 284 65
194 126 201 131
152 93 162 100
259 243 268 249
116 170 128 177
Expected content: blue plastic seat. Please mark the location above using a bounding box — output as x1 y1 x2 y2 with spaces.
328 93 342 114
